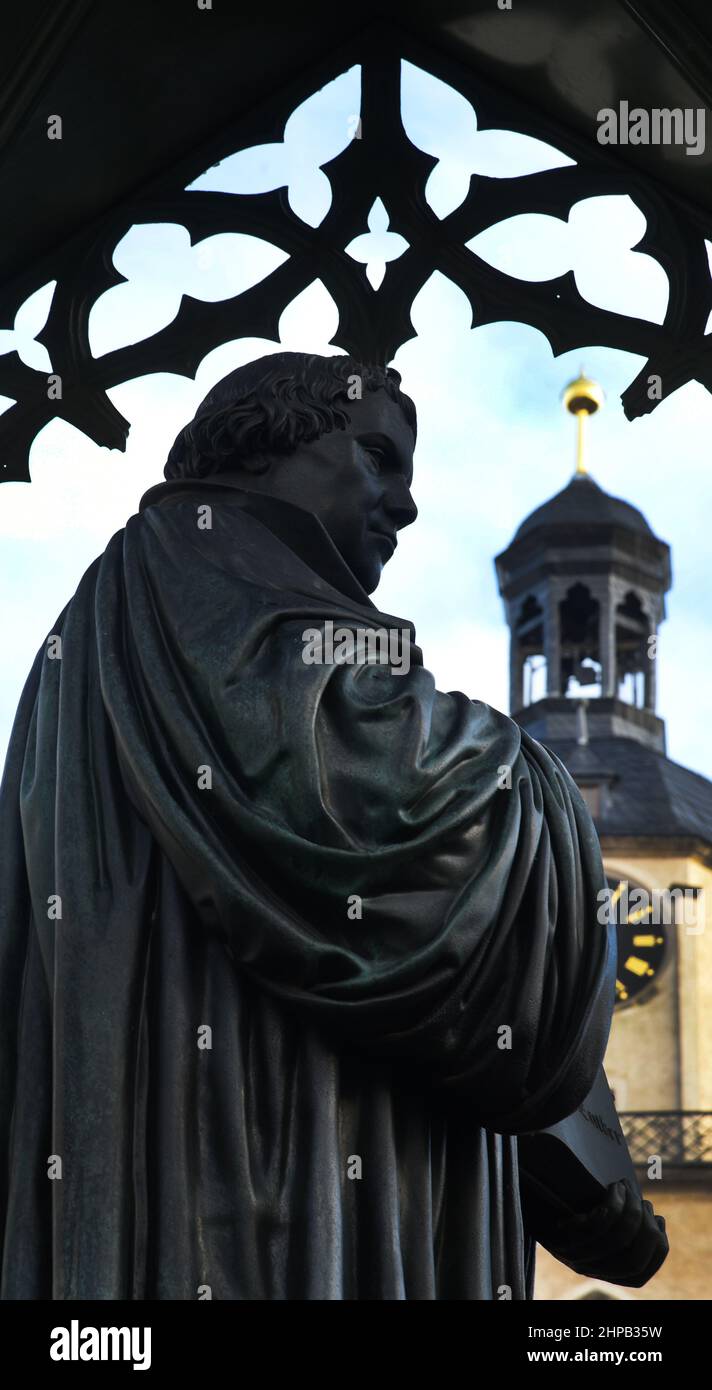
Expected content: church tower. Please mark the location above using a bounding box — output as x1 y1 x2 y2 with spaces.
496 374 671 772
495 376 712 1301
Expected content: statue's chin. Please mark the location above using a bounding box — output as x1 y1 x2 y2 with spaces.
361 562 385 595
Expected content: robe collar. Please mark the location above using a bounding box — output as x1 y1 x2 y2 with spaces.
139 475 377 610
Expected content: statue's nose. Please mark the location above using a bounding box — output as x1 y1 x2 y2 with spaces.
386 475 418 529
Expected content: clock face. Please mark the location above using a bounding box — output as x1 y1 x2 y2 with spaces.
606 876 668 1008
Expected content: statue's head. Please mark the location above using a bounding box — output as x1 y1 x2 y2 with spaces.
165 351 417 593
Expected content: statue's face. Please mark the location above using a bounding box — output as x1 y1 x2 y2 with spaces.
229 390 417 593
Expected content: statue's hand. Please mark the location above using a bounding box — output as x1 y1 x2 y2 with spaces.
538 1178 668 1288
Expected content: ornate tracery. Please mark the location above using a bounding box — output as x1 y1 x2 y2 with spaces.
2 24 712 483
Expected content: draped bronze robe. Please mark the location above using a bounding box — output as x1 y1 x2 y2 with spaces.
0 481 615 1299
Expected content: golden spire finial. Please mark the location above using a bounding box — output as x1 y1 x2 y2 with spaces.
562 371 604 476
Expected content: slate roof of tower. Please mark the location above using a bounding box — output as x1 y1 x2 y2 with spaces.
514 475 654 542
543 735 712 846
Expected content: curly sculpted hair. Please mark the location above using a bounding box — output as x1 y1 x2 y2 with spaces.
164 352 417 480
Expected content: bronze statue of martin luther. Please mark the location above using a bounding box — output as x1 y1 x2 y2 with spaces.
0 352 667 1299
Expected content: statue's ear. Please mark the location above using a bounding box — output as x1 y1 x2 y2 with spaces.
182 419 221 478
165 422 201 480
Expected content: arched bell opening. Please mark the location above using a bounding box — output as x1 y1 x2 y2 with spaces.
516 594 546 707
560 583 602 698
616 590 653 710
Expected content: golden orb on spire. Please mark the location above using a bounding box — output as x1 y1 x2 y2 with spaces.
562 371 605 476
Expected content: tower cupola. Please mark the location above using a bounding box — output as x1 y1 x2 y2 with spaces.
495 376 672 752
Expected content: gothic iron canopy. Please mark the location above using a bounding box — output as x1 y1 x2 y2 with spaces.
1 0 712 482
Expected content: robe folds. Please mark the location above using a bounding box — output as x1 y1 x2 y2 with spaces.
0 480 616 1300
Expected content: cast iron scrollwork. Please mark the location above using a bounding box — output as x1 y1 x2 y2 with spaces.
1 24 710 483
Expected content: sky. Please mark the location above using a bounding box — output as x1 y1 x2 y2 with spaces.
1 59 711 782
